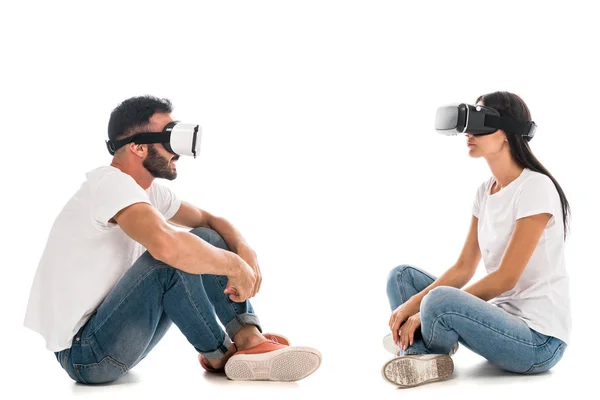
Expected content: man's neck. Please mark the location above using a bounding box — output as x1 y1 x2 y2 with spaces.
110 158 154 190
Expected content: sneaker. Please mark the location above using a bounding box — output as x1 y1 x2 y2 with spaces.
264 333 290 346
382 333 400 355
382 333 459 356
199 333 289 373
224 339 321 381
382 354 454 388
449 342 459 356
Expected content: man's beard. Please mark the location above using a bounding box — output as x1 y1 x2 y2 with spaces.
143 144 178 180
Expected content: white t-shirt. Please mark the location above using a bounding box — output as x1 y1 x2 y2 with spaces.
473 168 571 344
24 166 182 352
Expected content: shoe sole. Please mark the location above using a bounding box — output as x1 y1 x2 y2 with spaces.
225 347 321 382
382 354 454 388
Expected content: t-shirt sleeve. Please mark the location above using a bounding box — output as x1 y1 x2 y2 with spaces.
514 174 558 228
91 172 152 228
148 182 182 220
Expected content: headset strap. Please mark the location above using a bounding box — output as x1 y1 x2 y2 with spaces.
106 132 171 154
485 115 535 136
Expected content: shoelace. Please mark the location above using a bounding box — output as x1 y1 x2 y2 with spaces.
264 334 280 344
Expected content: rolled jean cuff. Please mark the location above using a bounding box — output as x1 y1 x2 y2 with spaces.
225 313 262 340
201 335 234 360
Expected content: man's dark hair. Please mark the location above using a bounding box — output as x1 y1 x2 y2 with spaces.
108 95 173 142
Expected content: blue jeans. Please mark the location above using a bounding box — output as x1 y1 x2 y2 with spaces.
386 265 567 374
54 227 262 384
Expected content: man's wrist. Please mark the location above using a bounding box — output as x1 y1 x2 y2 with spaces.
235 241 254 256
224 252 240 277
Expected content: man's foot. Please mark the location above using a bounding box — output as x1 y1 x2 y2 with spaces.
200 333 289 373
382 354 454 388
382 333 458 356
200 343 237 373
224 339 321 381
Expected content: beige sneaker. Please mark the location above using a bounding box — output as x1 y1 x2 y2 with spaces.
382 354 454 388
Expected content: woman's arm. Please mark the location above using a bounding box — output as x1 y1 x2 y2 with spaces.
412 215 482 306
463 213 552 300
389 216 481 343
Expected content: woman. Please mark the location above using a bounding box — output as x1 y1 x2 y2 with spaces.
382 91 571 388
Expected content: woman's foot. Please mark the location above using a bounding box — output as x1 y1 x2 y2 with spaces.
224 339 321 382
382 354 454 388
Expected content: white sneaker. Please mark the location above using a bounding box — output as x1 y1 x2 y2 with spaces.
449 342 459 355
382 333 459 356
382 354 454 388
382 333 399 355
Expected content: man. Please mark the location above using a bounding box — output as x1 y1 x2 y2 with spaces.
24 95 321 384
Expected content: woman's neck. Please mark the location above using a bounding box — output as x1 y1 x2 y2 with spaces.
485 150 524 192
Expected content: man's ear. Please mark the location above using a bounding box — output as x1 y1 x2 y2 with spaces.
128 142 147 158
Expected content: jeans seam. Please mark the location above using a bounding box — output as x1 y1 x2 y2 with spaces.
74 356 127 371
425 311 551 349
88 260 167 339
176 270 224 353
74 366 87 384
524 343 566 373
211 274 242 317
73 356 127 383
396 268 408 303
59 348 70 371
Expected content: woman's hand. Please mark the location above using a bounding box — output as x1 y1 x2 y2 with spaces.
389 297 420 345
399 312 421 351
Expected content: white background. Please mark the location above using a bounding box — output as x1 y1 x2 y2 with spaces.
1 1 598 398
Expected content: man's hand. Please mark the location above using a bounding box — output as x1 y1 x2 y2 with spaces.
389 297 420 345
399 312 422 351
224 256 257 302
237 245 262 297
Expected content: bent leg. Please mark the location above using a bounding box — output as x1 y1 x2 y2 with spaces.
59 227 261 384
385 265 436 355
420 286 566 373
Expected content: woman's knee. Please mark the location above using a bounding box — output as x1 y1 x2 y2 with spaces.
421 286 462 316
386 264 413 290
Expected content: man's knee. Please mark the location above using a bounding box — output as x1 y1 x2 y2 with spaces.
190 227 229 250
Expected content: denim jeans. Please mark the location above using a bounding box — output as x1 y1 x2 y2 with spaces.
386 264 567 374
54 227 262 384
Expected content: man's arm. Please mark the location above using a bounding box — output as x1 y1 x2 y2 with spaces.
113 202 256 301
169 201 250 254
168 201 262 296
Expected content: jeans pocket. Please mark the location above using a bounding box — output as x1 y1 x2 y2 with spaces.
524 342 566 374
73 356 127 384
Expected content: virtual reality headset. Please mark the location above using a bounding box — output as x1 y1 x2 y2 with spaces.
435 104 536 141
106 121 202 157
